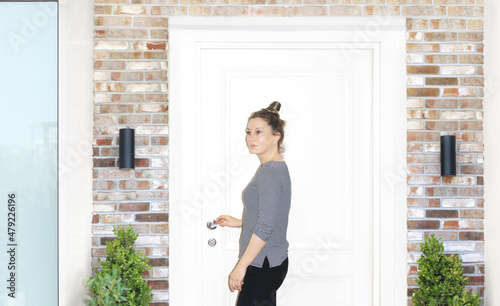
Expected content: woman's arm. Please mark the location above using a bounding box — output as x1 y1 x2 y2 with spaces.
228 233 266 292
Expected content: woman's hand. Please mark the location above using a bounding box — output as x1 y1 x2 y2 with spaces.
215 215 242 228
228 264 247 292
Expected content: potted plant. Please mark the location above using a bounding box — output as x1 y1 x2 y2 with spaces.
412 234 480 306
84 226 153 305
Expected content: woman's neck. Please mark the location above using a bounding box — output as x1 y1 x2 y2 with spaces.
257 151 283 165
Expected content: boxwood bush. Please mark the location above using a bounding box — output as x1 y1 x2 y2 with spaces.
85 226 153 305
412 234 480 306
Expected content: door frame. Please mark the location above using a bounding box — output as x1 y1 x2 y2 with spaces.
169 17 407 306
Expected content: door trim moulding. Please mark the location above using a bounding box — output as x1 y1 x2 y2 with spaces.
169 17 407 306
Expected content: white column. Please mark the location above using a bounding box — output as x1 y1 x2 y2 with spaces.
58 0 94 305
484 1 500 304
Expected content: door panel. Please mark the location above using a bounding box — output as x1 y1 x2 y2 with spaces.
199 46 372 305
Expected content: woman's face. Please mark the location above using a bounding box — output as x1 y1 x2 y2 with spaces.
245 118 280 156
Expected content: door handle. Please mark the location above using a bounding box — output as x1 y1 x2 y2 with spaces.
207 219 218 230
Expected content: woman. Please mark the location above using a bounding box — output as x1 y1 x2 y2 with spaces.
216 101 291 306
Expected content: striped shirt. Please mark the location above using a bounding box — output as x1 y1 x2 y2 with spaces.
239 160 292 268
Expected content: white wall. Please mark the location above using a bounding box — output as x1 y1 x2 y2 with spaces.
484 1 500 304
58 0 94 305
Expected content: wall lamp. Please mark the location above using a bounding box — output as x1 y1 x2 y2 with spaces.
119 128 135 169
440 135 456 176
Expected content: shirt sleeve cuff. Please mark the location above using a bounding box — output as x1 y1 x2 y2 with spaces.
252 224 273 242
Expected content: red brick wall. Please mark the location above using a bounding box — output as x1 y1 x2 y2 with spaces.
92 1 484 304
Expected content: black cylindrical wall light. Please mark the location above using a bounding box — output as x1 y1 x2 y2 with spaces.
440 135 456 176
119 128 135 169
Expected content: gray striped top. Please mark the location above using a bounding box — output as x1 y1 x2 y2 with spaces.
239 160 291 268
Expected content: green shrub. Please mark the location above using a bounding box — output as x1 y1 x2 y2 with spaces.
412 234 480 306
84 268 128 306
85 226 153 306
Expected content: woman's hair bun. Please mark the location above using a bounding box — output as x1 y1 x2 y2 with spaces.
267 101 281 114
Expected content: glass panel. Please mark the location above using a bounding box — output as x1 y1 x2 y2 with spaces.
0 2 58 305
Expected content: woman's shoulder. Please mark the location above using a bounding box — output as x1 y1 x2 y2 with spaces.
260 160 287 172
259 161 290 182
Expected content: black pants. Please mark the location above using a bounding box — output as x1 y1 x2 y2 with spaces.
236 257 288 306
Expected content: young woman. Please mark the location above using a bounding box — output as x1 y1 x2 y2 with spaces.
216 101 291 306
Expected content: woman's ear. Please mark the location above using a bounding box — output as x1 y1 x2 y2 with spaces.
274 132 281 144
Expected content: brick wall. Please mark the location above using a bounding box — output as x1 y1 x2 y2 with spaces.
92 0 484 304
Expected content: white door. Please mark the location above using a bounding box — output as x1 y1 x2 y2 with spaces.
170 18 407 306
199 46 372 305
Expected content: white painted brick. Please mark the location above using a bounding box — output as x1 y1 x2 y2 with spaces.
441 110 475 120
93 203 117 212
457 154 475 164
151 202 169 211
94 192 137 201
424 144 440 152
442 43 474 53
115 5 146 15
478 154 484 163
407 99 424 108
461 253 484 263
407 32 422 41
92 225 114 235
151 247 169 256
151 158 169 167
94 71 110 81
408 253 421 264
408 231 423 241
153 291 169 301
408 187 424 196
477 242 484 252
459 143 484 153
407 54 423 64
136 125 169 135
136 235 169 245
459 220 476 229
101 126 120 135
161 61 167 70
459 88 476 97
442 198 475 208
127 83 159 92
444 242 475 252
152 268 169 278
137 104 164 112
123 214 134 222
101 169 134 179
94 93 109 103
94 40 129 50
442 65 475 75
152 180 168 189
407 76 424 86
136 169 168 178
127 61 159 70
408 209 425 219
407 121 424 130
136 147 169 157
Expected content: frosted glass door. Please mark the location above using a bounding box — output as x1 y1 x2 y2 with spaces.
0 2 58 305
